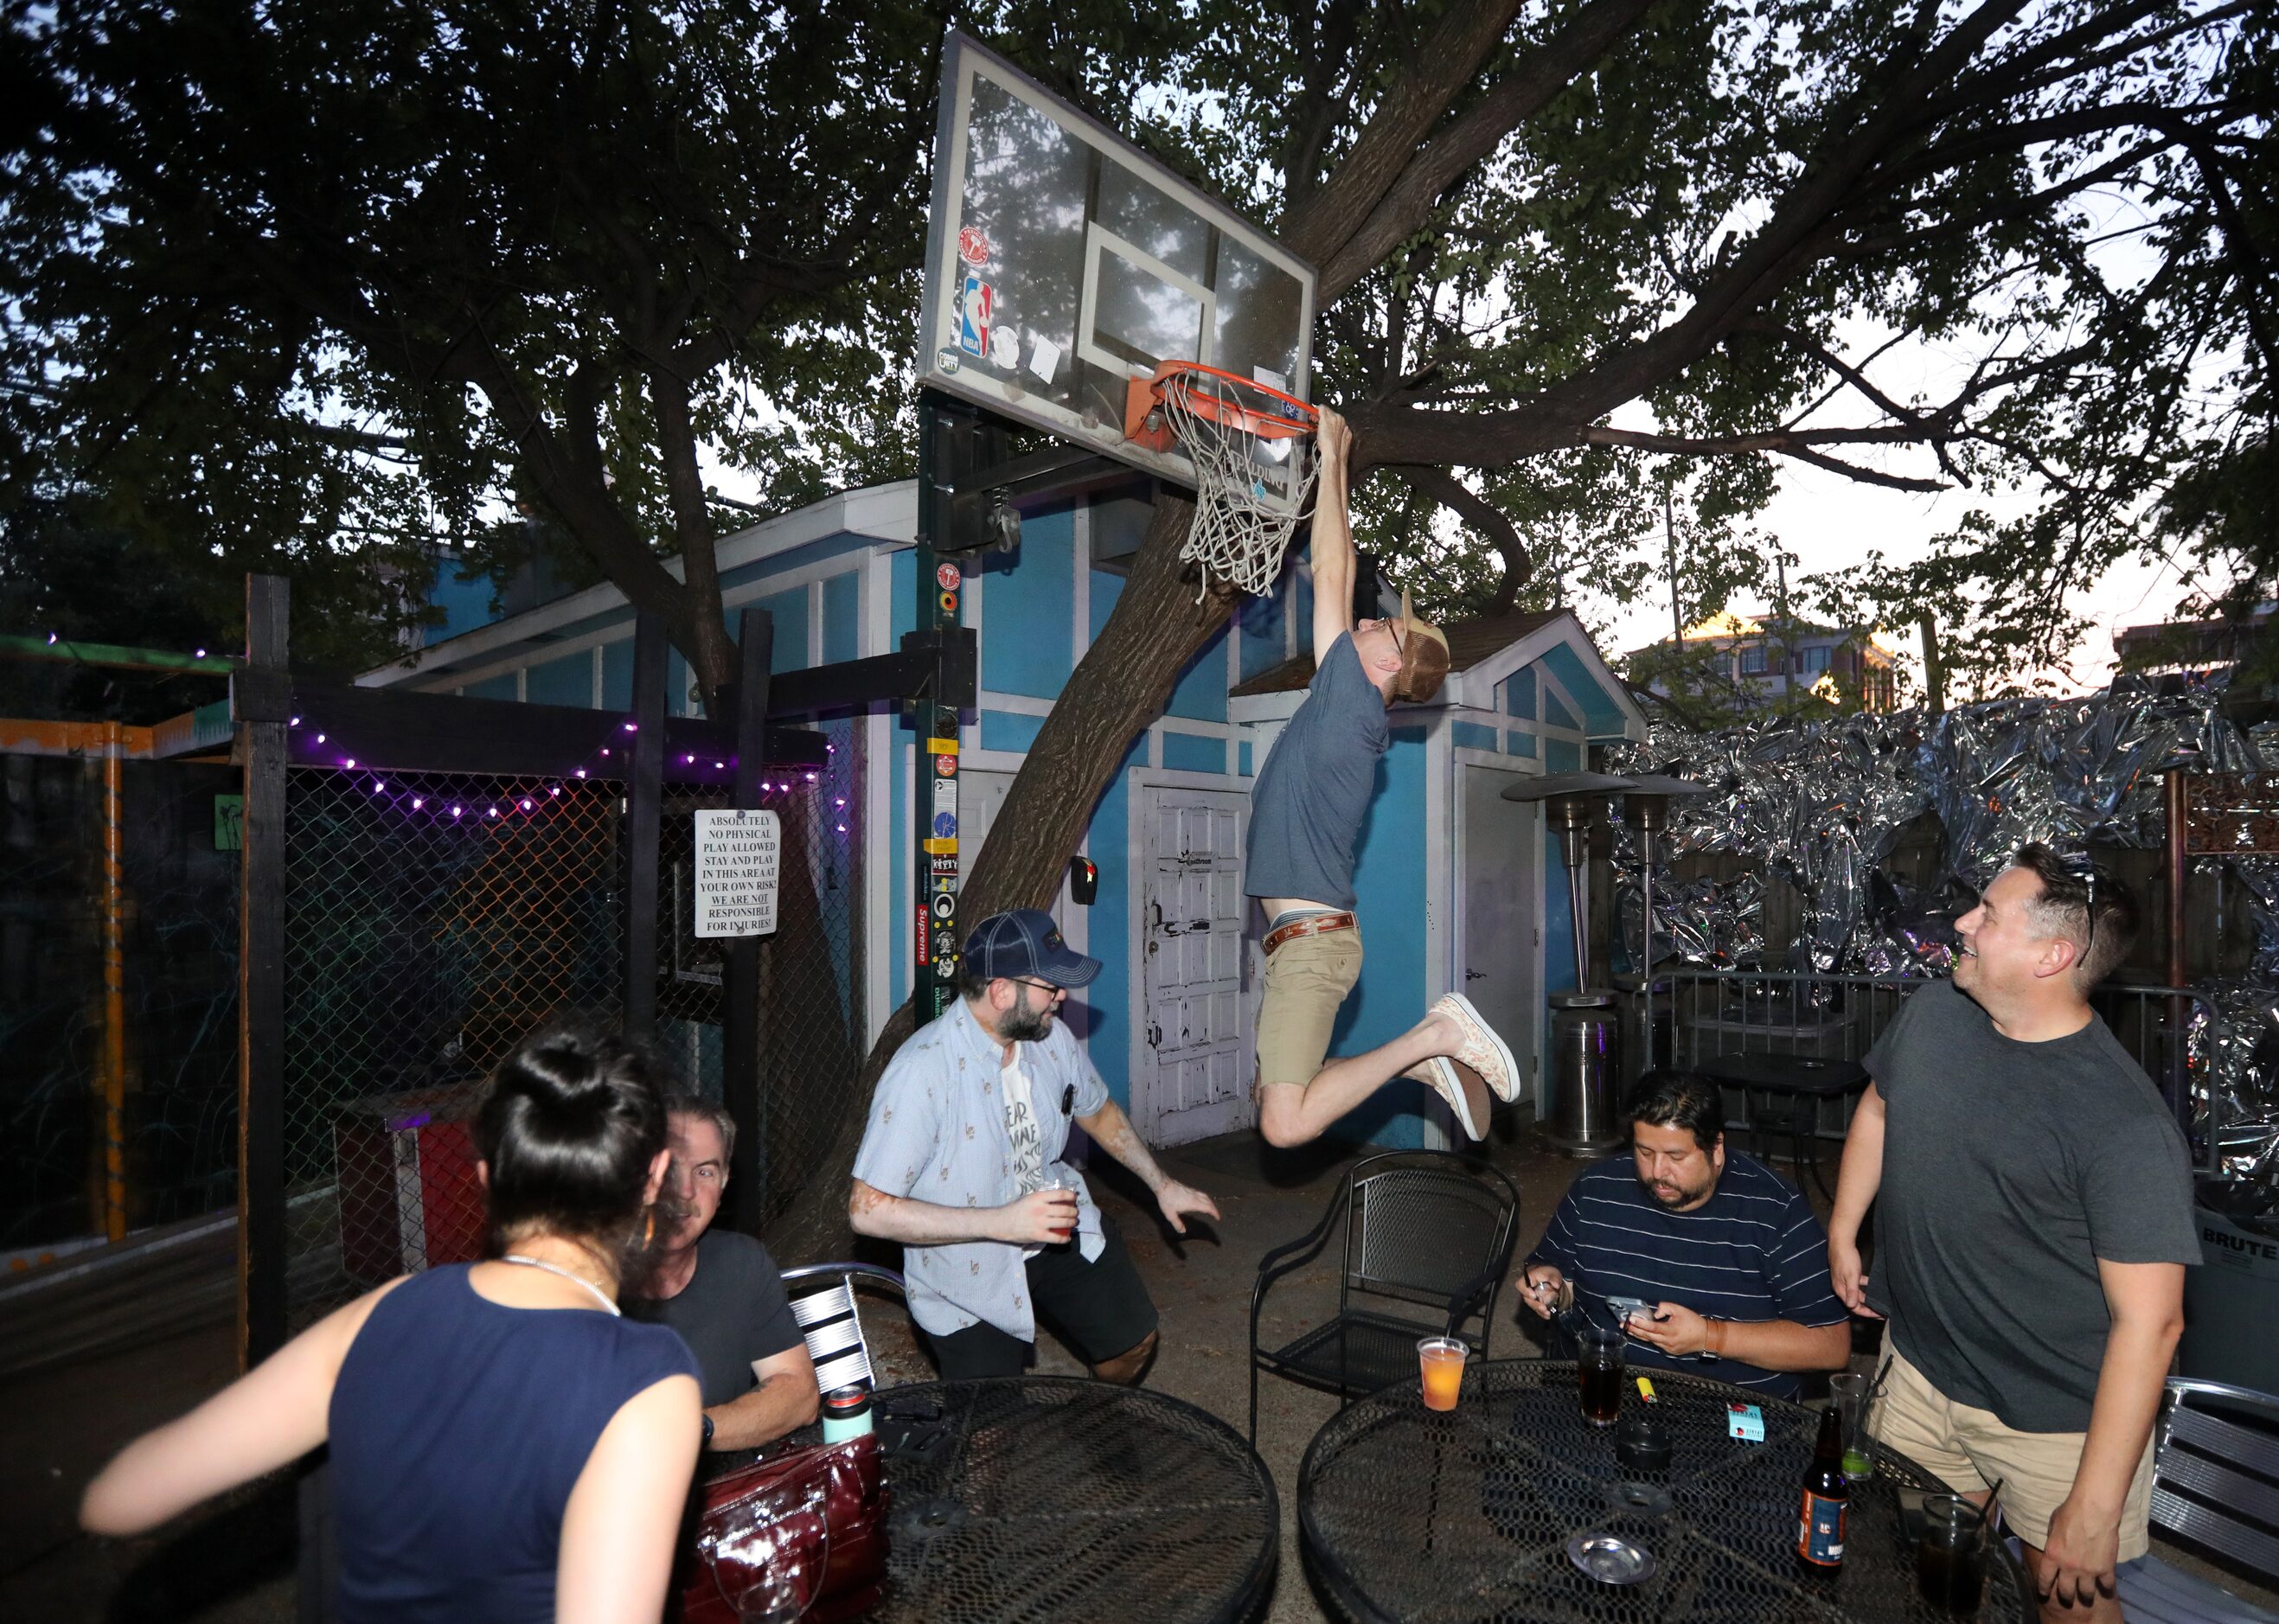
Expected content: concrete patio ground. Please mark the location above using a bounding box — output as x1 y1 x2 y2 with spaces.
4 1108 2275 1621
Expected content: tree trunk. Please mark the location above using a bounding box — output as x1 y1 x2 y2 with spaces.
765 494 1239 1263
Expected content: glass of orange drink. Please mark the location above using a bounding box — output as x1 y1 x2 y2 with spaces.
1417 1337 1468 1411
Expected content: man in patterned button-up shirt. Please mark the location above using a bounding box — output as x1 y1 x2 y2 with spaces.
849 910 1219 1381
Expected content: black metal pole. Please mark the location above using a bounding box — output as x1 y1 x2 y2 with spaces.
724 608 773 1232
237 573 290 1368
624 612 669 1039
915 391 966 1023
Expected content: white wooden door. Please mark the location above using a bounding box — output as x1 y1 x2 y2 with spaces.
1137 787 1252 1145
1458 764 1543 1115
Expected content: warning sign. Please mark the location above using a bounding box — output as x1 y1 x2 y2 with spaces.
692 809 780 938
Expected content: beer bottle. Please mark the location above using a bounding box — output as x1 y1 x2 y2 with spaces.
1796 1404 1848 1571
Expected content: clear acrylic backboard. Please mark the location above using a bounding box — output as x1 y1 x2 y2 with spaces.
917 31 1316 503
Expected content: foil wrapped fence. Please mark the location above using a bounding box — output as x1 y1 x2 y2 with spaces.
1604 675 2276 1175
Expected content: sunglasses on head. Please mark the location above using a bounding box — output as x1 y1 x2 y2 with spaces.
2052 850 2101 965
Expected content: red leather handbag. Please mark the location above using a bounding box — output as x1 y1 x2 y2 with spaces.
680 1434 889 1623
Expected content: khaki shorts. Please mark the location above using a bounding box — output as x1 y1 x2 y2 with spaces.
1870 1347 2155 1558
1253 923 1362 1093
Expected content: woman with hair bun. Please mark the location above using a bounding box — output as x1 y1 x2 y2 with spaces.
82 1020 703 1623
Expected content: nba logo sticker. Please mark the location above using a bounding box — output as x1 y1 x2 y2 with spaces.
958 274 990 357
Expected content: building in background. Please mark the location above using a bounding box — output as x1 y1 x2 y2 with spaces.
1627 611 1900 718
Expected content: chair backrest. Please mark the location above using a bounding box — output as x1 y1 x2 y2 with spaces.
1341 1152 1519 1327
781 1263 906 1396
2152 1376 2279 1585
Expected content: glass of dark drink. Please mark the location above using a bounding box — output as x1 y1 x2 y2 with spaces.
1915 1493 1988 1614
1577 1323 1623 1427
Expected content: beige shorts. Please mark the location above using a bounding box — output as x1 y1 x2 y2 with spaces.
1870 1347 2155 1558
1253 923 1362 1093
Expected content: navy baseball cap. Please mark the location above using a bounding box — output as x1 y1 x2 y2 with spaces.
963 909 1101 988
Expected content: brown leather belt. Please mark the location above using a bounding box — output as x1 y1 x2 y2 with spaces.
1264 911 1356 956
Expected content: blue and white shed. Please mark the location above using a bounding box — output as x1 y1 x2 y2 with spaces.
372 482 1648 1151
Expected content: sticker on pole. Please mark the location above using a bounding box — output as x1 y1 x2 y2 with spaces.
692 809 780 938
936 563 963 591
957 225 991 266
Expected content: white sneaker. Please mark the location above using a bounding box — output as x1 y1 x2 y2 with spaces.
1432 994 1520 1103
1401 1054 1490 1141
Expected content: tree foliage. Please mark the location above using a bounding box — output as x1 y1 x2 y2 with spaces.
4 0 951 685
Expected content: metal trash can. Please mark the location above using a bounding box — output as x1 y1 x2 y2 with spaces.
1544 991 1623 1157
2180 1180 2279 1394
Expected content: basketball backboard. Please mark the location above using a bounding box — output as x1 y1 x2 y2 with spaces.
918 31 1316 502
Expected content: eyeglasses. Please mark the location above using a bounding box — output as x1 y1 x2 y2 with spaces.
1007 976 1065 999
2053 850 2101 967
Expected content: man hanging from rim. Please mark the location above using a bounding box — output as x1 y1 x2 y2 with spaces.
1245 406 1518 1147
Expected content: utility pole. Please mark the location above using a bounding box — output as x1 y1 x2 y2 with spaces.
1773 552 1793 715
1664 484 1683 646
1919 612 1947 714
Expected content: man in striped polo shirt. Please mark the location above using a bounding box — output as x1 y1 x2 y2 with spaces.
1520 1071 1851 1398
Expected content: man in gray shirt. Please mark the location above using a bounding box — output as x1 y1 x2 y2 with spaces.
848 910 1220 1381
1246 406 1520 1147
1831 845 2195 1622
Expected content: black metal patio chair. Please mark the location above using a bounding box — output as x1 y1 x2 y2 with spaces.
780 1261 906 1394
2103 1376 2279 1621
1247 1149 1518 1442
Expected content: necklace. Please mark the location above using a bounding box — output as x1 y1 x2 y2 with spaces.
501 1253 620 1316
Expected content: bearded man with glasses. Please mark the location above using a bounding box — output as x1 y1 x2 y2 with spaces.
1829 845 2196 1623
850 909 1220 1381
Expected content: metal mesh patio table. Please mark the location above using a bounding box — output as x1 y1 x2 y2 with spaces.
1299 1359 2033 1623
861 1376 1279 1623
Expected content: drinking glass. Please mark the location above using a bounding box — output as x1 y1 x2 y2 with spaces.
1417 1336 1467 1411
1829 1371 1877 1480
1915 1493 1988 1615
1040 1169 1080 1244
701 1480 832 1623
1577 1323 1624 1427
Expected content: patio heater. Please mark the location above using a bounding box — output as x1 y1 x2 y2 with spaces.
1619 774 1711 1076
1501 772 1630 1154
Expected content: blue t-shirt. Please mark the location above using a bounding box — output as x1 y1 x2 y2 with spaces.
329 1263 699 1623
1244 633 1388 910
1527 1153 1847 1398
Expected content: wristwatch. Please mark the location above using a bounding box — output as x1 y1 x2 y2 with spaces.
701 1413 715 1447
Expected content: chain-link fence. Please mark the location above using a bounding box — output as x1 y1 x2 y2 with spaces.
278 729 863 1329
1 753 240 1257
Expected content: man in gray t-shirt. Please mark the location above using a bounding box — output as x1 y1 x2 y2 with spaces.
1243 407 1520 1148
1831 845 2195 1621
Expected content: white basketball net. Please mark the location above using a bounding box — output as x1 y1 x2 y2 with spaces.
1157 374 1319 601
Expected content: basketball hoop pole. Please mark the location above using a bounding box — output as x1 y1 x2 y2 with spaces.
913 390 973 1022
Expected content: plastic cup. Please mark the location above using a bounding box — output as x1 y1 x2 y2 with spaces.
1040 1170 1079 1243
1578 1323 1624 1427
1418 1337 1467 1411
1830 1371 1877 1480
1915 1493 1988 1614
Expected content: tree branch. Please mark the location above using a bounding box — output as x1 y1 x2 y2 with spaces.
1391 464 1533 608
1278 0 1524 271
1316 0 1661 298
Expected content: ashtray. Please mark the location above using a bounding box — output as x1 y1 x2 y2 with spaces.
1565 1531 1656 1585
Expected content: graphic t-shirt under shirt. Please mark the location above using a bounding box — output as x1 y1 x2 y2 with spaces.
1002 1057 1046 1256
1861 976 2199 1433
1245 631 1389 910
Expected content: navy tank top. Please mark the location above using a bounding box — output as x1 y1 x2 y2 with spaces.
329 1263 699 1623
